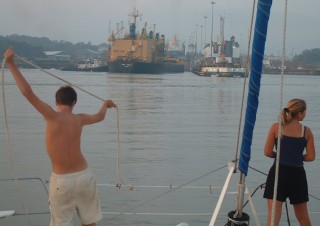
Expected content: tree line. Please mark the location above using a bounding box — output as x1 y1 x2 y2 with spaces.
0 34 101 60
293 48 320 68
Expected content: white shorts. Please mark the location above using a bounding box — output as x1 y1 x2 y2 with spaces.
49 168 102 226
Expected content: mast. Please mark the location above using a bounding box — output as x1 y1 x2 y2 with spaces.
129 6 142 26
228 0 273 225
128 6 142 39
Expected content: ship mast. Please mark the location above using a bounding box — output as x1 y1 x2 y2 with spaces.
129 6 142 26
128 6 142 38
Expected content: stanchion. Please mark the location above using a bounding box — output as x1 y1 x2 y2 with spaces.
227 210 250 226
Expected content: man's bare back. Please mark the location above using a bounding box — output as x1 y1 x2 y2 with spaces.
46 109 88 174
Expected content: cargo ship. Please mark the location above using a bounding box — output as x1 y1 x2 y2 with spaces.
107 7 185 74
107 7 166 74
163 57 184 73
163 36 185 73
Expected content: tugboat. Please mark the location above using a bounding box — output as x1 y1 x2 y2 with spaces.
61 58 108 72
192 16 245 77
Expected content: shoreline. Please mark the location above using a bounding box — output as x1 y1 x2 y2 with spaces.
263 68 320 75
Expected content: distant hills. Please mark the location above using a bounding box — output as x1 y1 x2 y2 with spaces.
0 34 107 61
0 34 319 68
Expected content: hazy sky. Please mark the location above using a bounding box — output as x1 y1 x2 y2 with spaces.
1 0 319 55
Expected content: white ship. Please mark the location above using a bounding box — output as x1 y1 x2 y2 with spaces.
192 16 246 77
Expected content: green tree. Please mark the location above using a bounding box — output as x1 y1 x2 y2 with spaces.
293 48 320 68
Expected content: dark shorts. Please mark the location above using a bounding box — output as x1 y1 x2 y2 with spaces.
263 164 309 204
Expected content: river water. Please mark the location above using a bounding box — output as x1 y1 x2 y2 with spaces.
0 70 319 226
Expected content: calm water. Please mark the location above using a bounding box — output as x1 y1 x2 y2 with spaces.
1 70 320 226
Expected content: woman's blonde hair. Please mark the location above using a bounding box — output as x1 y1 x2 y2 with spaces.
281 98 306 126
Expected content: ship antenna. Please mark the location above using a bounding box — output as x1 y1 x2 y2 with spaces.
129 6 142 26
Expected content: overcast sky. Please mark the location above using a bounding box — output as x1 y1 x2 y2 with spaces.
1 0 319 56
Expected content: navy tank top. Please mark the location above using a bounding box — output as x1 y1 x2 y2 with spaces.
275 126 307 167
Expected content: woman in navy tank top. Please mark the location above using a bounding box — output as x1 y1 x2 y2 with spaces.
263 98 315 226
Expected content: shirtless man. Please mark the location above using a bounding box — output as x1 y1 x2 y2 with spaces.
4 48 117 226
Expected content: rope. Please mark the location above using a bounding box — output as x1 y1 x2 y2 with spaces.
1 59 31 225
15 211 212 217
9 176 320 220
271 0 288 226
98 164 228 225
98 183 224 190
14 54 105 101
234 0 256 162
115 107 133 190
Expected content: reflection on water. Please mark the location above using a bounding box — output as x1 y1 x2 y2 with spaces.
1 70 320 225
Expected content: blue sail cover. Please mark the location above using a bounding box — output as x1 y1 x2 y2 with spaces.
239 0 273 176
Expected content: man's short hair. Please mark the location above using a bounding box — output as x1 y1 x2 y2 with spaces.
55 85 77 106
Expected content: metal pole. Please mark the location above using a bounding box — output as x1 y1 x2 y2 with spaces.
210 1 215 57
196 24 198 55
226 171 250 226
200 25 203 54
236 173 246 215
204 16 207 46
